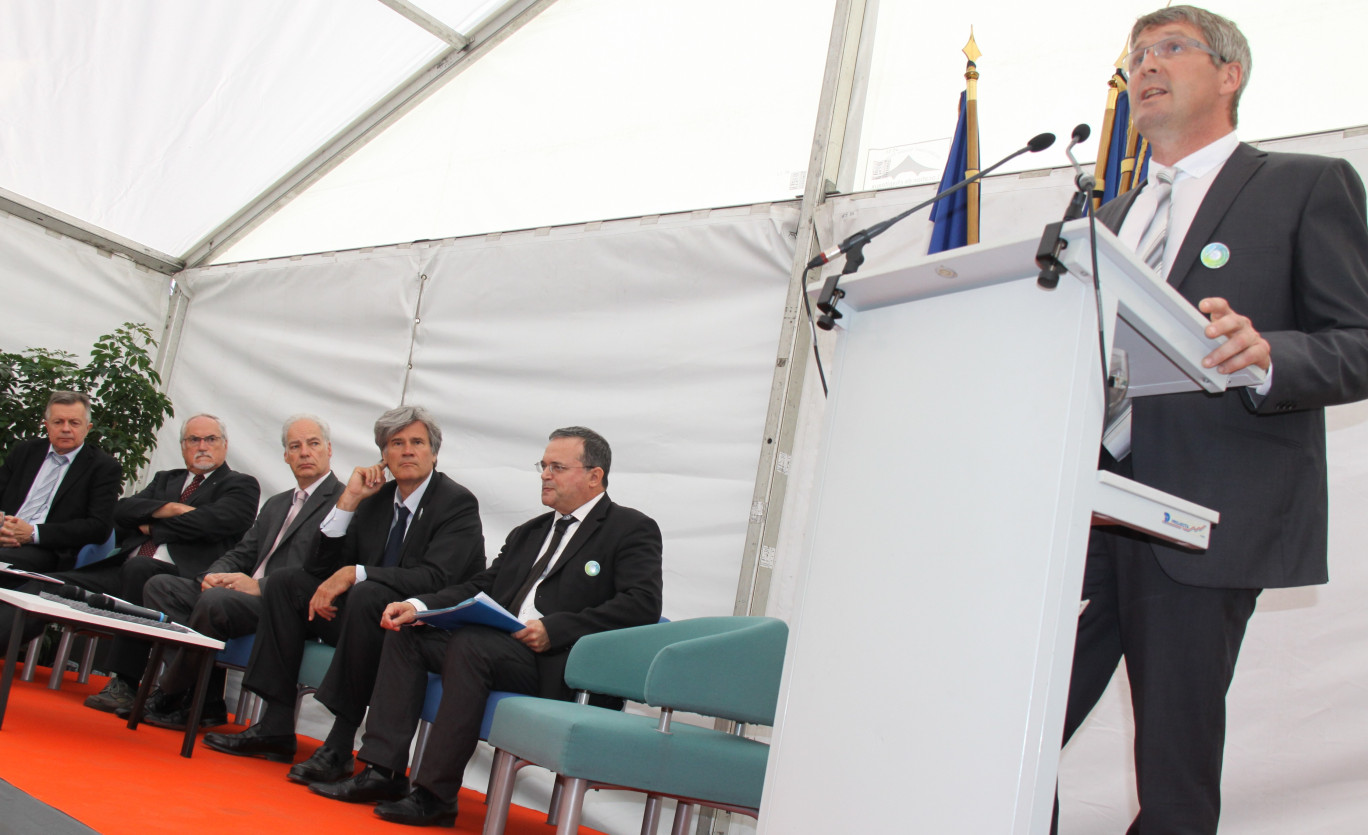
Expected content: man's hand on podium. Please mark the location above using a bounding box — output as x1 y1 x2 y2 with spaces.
1199 297 1271 374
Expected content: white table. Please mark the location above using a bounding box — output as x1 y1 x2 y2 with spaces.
0 587 225 757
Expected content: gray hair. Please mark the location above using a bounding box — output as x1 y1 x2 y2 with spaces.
180 413 227 442
549 426 611 488
280 413 331 448
46 390 91 421
1131 5 1250 126
374 405 442 455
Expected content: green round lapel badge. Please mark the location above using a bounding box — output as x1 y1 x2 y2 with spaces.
584 560 601 577
1200 242 1230 269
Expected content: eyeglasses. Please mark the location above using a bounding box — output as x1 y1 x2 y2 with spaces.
1126 36 1224 74
535 461 590 475
182 435 223 447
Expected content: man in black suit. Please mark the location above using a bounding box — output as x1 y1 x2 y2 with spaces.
73 412 261 713
0 390 121 573
130 414 344 730
1058 7 1368 833
310 426 663 828
204 405 485 785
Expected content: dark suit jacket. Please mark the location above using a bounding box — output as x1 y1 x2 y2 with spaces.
305 471 485 600
420 494 663 699
113 464 261 579
0 438 122 558
1098 143 1368 589
204 471 343 595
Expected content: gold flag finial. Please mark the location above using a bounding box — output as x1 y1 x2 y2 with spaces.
1114 44 1128 72
963 28 982 64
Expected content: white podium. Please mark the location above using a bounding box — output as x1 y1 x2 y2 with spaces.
757 220 1261 834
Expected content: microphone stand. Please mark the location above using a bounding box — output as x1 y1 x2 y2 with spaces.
813 132 1056 330
1037 124 1094 289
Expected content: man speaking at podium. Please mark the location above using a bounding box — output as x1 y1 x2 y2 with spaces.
1060 6 1368 833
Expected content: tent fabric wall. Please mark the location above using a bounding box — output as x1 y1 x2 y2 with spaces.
0 209 168 363
154 204 798 833
787 127 1368 833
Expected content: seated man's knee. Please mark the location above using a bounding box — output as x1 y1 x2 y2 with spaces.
346 580 398 616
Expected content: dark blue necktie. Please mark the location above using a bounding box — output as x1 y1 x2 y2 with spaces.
381 504 411 567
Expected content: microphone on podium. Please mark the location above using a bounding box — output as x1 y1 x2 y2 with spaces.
812 132 1057 330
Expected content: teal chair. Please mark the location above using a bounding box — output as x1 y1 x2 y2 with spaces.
481 616 788 835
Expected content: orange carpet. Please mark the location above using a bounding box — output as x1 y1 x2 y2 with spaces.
0 666 605 835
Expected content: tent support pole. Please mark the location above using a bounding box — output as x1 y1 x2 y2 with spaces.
708 1 875 833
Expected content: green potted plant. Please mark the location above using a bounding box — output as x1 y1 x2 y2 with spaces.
1 322 174 484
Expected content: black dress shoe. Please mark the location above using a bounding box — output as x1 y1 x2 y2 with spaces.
288 745 356 785
203 724 297 763
310 764 410 804
374 786 457 827
144 697 230 731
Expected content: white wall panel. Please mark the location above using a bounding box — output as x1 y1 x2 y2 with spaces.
0 209 167 369
164 205 796 834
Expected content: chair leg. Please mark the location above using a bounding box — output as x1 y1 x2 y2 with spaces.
21 636 41 682
47 628 78 689
669 803 695 835
410 720 433 783
640 793 663 835
547 774 566 824
554 777 591 835
77 636 98 684
233 683 249 725
481 749 520 835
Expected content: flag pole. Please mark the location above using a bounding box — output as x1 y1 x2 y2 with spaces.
1093 47 1128 211
963 30 982 245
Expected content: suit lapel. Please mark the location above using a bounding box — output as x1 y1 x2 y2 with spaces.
187 465 230 504
1098 186 1142 234
48 445 93 507
545 496 610 579
270 474 340 555
12 442 48 505
395 474 441 565
1167 143 1265 291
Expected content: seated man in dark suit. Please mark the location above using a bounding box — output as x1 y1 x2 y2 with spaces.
0 412 258 688
130 414 344 730
0 390 122 573
310 426 663 828
71 412 261 713
204 405 486 786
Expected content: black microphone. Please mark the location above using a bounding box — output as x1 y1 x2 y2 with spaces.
55 583 169 622
807 132 1057 270
811 132 1056 330
91 594 169 622
1064 123 1096 194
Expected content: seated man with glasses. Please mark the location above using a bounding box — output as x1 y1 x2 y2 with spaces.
308 425 663 828
0 413 260 714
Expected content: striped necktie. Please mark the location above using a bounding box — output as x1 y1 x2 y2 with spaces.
16 451 70 523
1137 171 1174 277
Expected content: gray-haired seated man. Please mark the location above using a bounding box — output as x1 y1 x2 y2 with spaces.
308 427 663 828
203 406 486 788
131 414 343 729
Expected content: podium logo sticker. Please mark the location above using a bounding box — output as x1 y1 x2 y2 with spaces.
1200 242 1230 269
1163 512 1207 534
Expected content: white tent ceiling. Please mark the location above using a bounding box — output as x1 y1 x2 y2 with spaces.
4 1 1366 268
